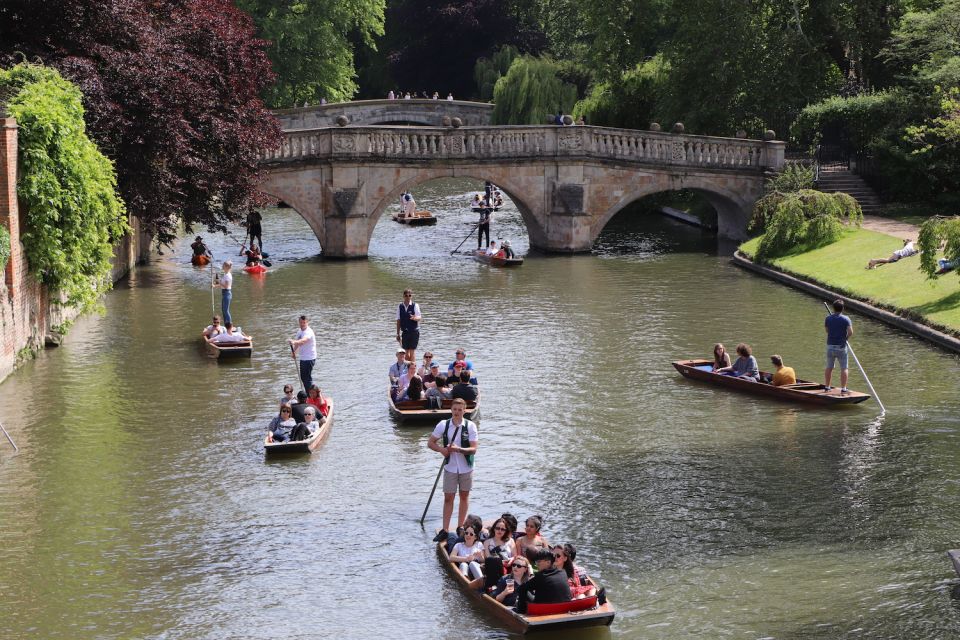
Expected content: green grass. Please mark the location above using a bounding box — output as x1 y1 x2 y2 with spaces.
740 229 960 335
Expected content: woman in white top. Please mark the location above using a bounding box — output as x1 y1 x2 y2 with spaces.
216 261 233 325
450 525 485 579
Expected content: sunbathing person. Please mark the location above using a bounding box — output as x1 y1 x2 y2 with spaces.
711 343 731 371
211 322 250 343
867 238 917 269
716 343 759 381
516 515 548 561
938 258 958 274
769 354 796 386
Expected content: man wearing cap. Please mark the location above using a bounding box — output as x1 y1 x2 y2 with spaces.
389 348 408 385
501 240 515 259
446 349 474 377
190 236 211 265
396 289 422 364
428 398 479 543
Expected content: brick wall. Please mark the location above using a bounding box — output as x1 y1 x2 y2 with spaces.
0 117 151 383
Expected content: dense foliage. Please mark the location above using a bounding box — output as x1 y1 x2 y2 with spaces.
237 0 385 107
792 90 916 152
918 216 960 279
0 224 9 274
475 46 519 102
0 64 128 311
0 0 281 245
491 56 577 124
751 190 861 262
575 56 669 130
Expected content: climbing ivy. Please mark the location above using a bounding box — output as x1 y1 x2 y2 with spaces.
750 189 861 262
0 63 128 312
918 216 960 279
0 224 9 274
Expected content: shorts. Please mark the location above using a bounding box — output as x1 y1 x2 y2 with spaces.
401 329 419 350
443 470 473 494
825 345 848 369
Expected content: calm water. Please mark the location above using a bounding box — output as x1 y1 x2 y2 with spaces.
1 178 960 639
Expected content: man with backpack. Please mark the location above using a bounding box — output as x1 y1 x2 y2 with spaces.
428 398 479 542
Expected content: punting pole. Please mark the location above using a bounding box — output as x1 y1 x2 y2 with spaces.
822 301 886 414
451 215 481 255
291 344 305 394
0 421 18 452
210 261 216 317
420 424 462 525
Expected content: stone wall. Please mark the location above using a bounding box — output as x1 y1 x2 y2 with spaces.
0 117 151 383
274 99 494 129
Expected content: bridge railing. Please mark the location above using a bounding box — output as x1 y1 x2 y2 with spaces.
262 125 784 172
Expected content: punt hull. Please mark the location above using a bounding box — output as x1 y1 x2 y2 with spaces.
263 399 334 454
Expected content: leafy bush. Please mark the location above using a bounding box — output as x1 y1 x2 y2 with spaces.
0 63 129 311
918 216 960 279
474 46 519 102
752 190 861 261
0 224 9 274
574 55 669 129
491 56 577 125
791 90 916 153
766 163 815 193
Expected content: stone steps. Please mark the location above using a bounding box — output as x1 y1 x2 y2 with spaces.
816 169 881 214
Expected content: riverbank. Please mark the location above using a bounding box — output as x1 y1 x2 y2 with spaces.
737 228 960 352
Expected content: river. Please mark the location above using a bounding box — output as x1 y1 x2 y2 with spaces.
1 178 959 639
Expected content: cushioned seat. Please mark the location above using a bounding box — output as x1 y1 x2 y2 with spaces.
526 595 598 616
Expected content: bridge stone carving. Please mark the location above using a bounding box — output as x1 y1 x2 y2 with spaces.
274 99 494 129
259 124 785 258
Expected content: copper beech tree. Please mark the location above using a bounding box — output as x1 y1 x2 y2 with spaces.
0 0 281 244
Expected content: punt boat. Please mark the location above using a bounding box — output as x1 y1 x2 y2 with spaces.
205 337 253 360
436 542 615 633
263 398 334 454
387 386 480 424
242 264 267 274
471 249 523 267
191 254 210 266
471 206 501 213
672 359 871 405
392 211 437 226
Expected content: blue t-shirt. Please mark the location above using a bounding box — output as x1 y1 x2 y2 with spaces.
825 313 851 346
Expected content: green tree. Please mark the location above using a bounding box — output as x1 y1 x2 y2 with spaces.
0 63 129 312
475 46 520 102
918 215 960 278
575 55 669 128
491 56 578 124
238 0 386 107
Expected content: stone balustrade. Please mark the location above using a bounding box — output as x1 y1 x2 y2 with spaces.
261 125 783 172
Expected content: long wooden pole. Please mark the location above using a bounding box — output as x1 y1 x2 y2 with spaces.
0 421 18 452
823 301 885 414
291 344 305 394
451 219 481 255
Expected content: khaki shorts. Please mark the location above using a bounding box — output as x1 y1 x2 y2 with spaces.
443 470 473 494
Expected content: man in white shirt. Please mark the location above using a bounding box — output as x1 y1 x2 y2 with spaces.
202 315 227 341
289 315 317 389
428 399 479 542
485 240 498 256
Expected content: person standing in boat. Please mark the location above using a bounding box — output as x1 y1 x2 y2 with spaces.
396 289 422 363
824 299 853 393
289 315 317 390
214 261 233 325
401 192 417 219
191 236 210 262
477 206 492 250
428 398 479 544
245 210 263 252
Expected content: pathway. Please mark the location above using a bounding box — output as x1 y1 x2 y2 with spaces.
860 214 918 241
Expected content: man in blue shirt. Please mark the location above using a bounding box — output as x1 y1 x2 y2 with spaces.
824 299 853 393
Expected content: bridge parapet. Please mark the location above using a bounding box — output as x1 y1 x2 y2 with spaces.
273 99 494 128
262 125 784 172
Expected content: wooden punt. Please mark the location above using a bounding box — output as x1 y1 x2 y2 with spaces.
436 542 615 634
672 359 871 405
205 337 253 359
388 386 479 424
471 206 501 213
392 211 437 226
263 398 334 454
471 249 523 267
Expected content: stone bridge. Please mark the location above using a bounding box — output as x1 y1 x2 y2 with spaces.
258 124 785 258
273 99 494 129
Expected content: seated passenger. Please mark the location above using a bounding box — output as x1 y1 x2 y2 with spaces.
716 343 759 381
552 543 595 598
211 322 250 343
711 343 732 371
278 384 295 409
389 348 407 385
399 374 423 401
516 548 572 613
395 362 418 400
516 515 548 561
485 240 498 256
493 191 503 207
289 390 310 423
241 245 262 266
769 354 796 386
422 361 440 386
491 556 532 607
202 315 227 341
417 352 435 378
293 406 320 438
450 525 486 580
266 405 296 442
447 349 475 376
500 240 514 258
425 373 451 400
451 370 478 403
306 384 329 417
867 238 918 269
471 194 482 208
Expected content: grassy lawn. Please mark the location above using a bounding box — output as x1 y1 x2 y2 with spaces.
739 229 960 335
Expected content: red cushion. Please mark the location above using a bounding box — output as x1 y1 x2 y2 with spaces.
526 596 598 616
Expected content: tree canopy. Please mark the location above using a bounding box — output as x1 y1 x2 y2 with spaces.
0 0 281 245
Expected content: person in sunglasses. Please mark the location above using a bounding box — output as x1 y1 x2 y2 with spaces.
491 557 532 607
265 405 297 443
202 316 226 341
515 548 572 613
552 543 596 598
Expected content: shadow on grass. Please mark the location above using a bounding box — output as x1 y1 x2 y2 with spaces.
910 289 960 315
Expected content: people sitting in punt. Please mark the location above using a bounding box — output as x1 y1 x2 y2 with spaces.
266 404 320 443
711 343 731 371
390 347 477 404
289 390 310 423
210 322 250 344
425 373 451 400
241 244 263 267
485 240 499 256
202 315 227 341
451 369 478 402
516 514 548 560
447 348 475 377
768 354 796 386
279 384 295 409
394 362 422 401
515 548 573 613
715 343 759 381
417 352 435 378
450 524 486 580
471 194 482 208
553 543 596 598
389 348 407 386
493 191 503 208
306 384 329 417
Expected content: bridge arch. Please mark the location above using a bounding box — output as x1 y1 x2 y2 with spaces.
256 167 328 250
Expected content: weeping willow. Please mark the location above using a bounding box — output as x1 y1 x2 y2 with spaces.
491 56 578 125
751 190 861 262
474 45 518 102
918 216 960 279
